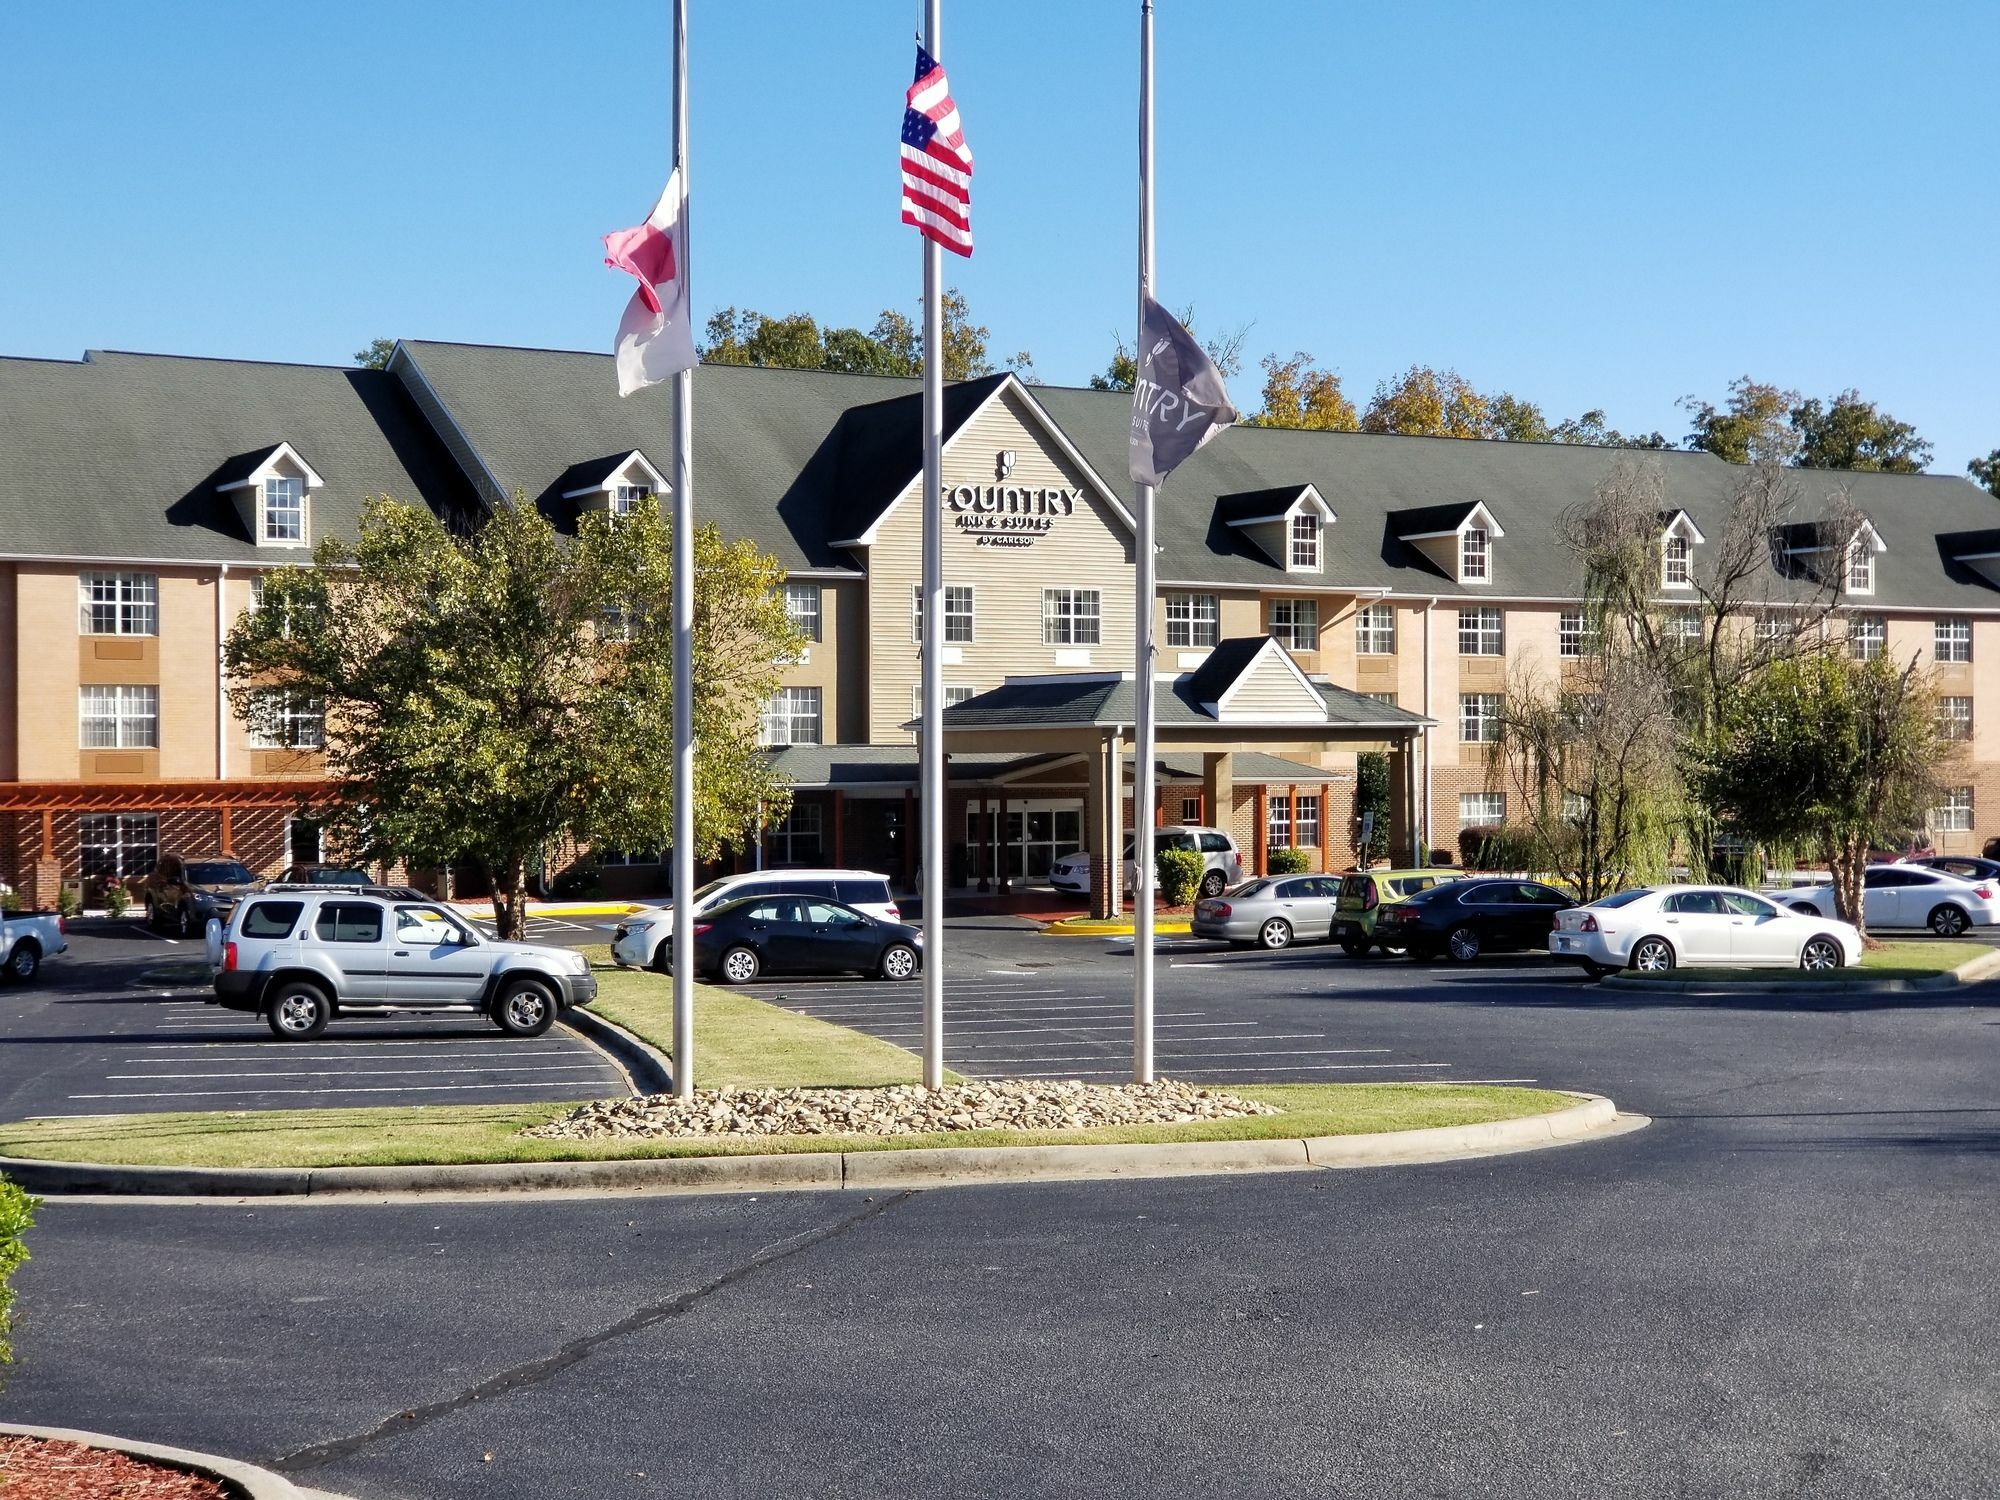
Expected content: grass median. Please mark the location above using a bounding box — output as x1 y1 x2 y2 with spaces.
1624 939 1989 985
0 960 1576 1170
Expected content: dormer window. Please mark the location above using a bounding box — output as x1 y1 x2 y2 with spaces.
1846 545 1874 595
1460 527 1489 582
263 477 305 543
560 450 668 518
1663 534 1691 588
1290 513 1320 571
611 482 653 517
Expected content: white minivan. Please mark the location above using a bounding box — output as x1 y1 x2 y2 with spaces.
609 869 901 970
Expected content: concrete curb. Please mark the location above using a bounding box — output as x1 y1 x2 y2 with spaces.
1601 945 2000 995
562 1005 674 1096
1042 918 1194 937
0 1094 1633 1199
0 1422 348 1499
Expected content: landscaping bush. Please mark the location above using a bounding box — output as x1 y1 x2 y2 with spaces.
1428 848 1456 867
549 857 603 900
1267 846 1312 875
103 882 131 920
54 887 79 920
1458 824 1536 871
1156 848 1205 906
1353 751 1392 865
0 1174 38 1383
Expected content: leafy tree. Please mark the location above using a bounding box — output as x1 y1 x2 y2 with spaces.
353 338 396 371
226 497 798 938
1352 751 1392 865
703 290 1012 383
1093 310 1246 393
1361 365 1494 439
1971 449 2000 500
0 1174 35 1382
1490 393 1553 443
1089 346 1138 393
1790 390 1932 472
1550 409 1672 450
1679 376 1800 464
1247 352 1358 430
1696 652 1943 937
700 308 825 370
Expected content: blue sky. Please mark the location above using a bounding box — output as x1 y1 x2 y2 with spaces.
3 1 1995 471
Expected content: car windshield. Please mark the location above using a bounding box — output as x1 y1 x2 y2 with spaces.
1590 889 1653 909
307 868 369 883
188 862 254 885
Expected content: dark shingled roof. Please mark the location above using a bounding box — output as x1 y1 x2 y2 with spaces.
1215 487 1313 525
0 350 478 561
1181 637 1272 707
1387 500 1482 538
936 666 1430 733
762 743 1348 788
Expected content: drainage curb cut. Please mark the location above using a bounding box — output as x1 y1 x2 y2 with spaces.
0 1423 346 1499
1042 918 1194 937
563 1006 674 1096
1601 946 2000 995
0 1095 1632 1198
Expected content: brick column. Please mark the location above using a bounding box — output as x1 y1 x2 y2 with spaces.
1321 782 1332 872
1253 785 1268 876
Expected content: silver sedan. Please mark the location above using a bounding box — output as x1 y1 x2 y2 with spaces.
1190 875 1341 950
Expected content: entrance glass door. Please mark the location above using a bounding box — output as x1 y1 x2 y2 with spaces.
965 800 1084 883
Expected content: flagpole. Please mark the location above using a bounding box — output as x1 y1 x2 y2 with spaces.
1131 0 1157 1085
669 0 697 1101
918 0 946 1089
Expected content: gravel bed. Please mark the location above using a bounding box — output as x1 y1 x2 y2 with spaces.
526 1079 1279 1141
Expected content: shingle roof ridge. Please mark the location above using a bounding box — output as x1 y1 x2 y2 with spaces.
79 348 374 373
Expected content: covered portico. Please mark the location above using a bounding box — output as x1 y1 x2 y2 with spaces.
933 636 1435 918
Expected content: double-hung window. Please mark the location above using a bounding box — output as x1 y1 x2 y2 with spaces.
1266 795 1292 850
1846 547 1874 595
79 572 157 636
1457 606 1503 656
1848 615 1885 661
1165 593 1219 648
263 476 305 542
1939 697 1973 742
912 585 975 644
784 582 822 643
1042 588 1100 646
768 803 823 863
1936 620 1972 663
1355 602 1395 655
1933 787 1974 833
1268 597 1318 651
1460 527 1489 581
1666 609 1703 644
80 813 159 880
1459 792 1505 827
759 686 822 746
1459 692 1503 744
610 482 652 517
1662 535 1691 588
1290 513 1320 570
80 685 159 749
249 689 326 751
1558 609 1598 658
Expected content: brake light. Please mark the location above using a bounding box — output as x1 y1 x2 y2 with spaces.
1211 902 1232 919
1580 913 1598 933
691 922 713 936
1361 883 1379 911
1976 886 1993 900
56 915 66 935
223 941 238 971
886 904 901 919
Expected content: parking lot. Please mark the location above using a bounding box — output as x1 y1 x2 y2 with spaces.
0 922 628 1120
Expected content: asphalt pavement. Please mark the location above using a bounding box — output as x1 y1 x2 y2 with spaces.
3 918 1998 1497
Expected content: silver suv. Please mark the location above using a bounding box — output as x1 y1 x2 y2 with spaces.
208 886 597 1040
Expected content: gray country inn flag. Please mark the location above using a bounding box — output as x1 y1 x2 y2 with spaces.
1128 295 1240 486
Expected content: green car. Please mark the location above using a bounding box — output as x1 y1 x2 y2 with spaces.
1330 868 1461 957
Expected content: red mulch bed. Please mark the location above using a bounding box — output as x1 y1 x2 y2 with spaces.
0 1435 231 1498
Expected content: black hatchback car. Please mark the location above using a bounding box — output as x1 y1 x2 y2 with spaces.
1377 877 1576 963
694 894 923 984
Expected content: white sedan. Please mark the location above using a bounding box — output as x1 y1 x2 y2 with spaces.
1783 864 2000 936
1549 885 1863 977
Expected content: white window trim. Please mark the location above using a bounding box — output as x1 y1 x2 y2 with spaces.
1459 526 1491 584
911 584 976 644
1848 615 1885 661
1933 787 1974 832
759 686 823 747
1936 619 1972 664
1268 597 1319 652
1042 588 1102 647
1459 692 1503 745
560 450 669 507
1458 792 1506 828
261 475 307 545
80 684 160 750
78 571 159 637
783 582 822 643
1355 602 1395 656
1165 592 1220 649
248 689 326 751
1662 533 1693 590
1457 606 1504 657
1288 511 1322 574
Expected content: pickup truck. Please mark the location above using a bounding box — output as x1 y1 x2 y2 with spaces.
1 910 66 982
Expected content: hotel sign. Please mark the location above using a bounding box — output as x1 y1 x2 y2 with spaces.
941 483 1081 548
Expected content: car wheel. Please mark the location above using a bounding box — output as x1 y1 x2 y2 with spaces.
1257 918 1293 951
1789 902 1820 916
1581 960 1612 981
173 903 193 939
1198 871 1226 900
1445 925 1482 963
3 941 40 983
650 936 674 974
1376 940 1407 956
1629 937 1675 974
1799 937 1843 971
266 981 332 1040
1338 938 1370 959
144 898 160 929
718 945 760 985
879 943 919 981
493 977 558 1037
1928 904 1971 937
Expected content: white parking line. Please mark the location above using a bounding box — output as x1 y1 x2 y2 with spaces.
792 1004 1159 1022
127 1047 594 1062
941 1030 1330 1050
69 1078 613 1101
107 1063 615 1080
870 1021 1267 1039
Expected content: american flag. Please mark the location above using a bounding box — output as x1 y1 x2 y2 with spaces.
901 45 973 257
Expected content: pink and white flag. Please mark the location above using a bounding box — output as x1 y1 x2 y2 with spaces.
604 170 697 396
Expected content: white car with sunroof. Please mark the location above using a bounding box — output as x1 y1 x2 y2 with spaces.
1550 885 1862 978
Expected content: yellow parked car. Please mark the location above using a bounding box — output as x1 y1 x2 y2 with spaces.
1330 867 1461 957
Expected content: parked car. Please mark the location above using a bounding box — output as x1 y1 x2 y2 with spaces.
1378 877 1578 963
0 908 66 982
1785 864 2000 935
688 894 922 984
1330 867 1463 957
143 854 261 936
610 869 900 970
273 864 373 886
1049 828 1244 900
1911 855 2000 883
1551 885 1861 976
1190 875 1345 950
209 886 596 1040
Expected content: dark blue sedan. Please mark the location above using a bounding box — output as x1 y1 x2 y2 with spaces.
692 894 923 984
